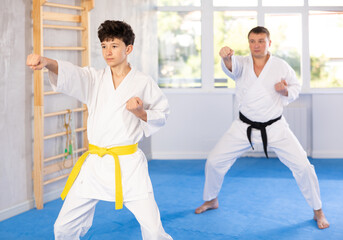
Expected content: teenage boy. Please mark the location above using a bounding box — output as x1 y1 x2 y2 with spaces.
27 20 173 239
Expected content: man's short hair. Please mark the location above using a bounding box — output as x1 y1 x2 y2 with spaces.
248 26 270 39
98 20 135 46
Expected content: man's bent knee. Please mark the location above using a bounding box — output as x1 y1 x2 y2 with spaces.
293 160 313 174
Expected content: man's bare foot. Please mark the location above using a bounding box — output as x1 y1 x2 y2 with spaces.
195 197 219 214
313 209 330 229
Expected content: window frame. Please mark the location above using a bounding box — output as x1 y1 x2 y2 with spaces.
156 0 343 92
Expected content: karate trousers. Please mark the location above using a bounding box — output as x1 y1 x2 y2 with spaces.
54 179 173 240
203 117 322 210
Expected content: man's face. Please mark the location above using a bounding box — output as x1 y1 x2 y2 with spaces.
101 38 132 67
248 33 271 59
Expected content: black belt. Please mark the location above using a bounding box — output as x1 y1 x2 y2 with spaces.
239 112 281 158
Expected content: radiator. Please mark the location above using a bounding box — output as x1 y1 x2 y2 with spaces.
283 105 309 154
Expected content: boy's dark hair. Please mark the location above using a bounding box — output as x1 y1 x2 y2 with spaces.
248 26 270 39
98 20 135 46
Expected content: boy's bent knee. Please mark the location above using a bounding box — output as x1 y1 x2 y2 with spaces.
54 222 68 239
141 224 172 240
54 221 80 240
142 230 171 240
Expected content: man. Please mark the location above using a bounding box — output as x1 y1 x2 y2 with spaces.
27 20 173 239
195 26 329 229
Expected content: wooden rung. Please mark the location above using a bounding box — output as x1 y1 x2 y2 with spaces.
44 107 86 118
44 127 87 140
44 159 74 175
42 11 81 22
43 2 84 10
44 91 61 96
44 147 87 163
43 24 85 30
44 46 86 51
44 173 69 185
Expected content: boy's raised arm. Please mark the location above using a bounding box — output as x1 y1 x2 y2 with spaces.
26 54 58 75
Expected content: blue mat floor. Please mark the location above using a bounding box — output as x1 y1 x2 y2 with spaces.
1 157 342 240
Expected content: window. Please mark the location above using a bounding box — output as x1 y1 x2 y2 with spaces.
309 0 343 6
213 0 257 7
158 11 201 88
265 13 302 81
309 11 343 87
157 0 343 89
157 0 200 6
262 0 304 6
214 11 256 88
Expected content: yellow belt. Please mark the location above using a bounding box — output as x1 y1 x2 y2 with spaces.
61 143 138 210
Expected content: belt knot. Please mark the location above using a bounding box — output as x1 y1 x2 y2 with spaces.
253 122 263 129
89 146 110 157
239 112 281 158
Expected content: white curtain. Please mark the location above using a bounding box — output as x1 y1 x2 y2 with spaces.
90 0 158 79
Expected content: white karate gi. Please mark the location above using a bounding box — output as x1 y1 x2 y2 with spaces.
203 53 322 210
49 61 172 240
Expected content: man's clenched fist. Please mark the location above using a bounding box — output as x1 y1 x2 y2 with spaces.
219 46 234 60
275 79 288 96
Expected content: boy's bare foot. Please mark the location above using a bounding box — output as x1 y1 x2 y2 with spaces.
195 197 219 214
313 209 330 229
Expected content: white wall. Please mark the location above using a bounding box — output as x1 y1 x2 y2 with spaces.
151 91 234 159
152 92 321 159
151 91 343 160
0 0 34 221
312 94 343 158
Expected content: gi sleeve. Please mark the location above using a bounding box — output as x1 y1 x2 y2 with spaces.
221 55 243 80
140 78 170 137
281 64 301 106
48 60 95 104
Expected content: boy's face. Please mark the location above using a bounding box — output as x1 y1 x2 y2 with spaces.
101 38 133 68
